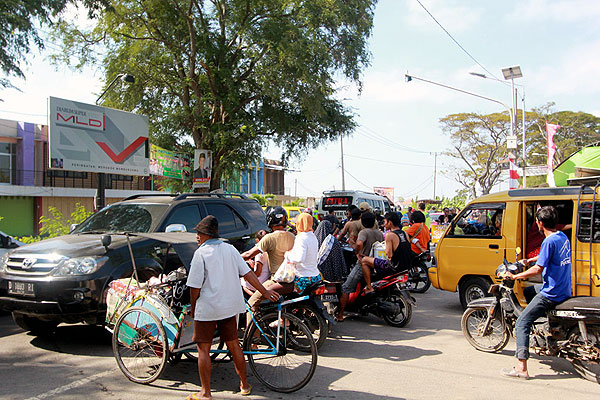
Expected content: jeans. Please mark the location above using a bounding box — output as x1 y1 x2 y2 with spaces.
342 262 363 294
514 292 558 360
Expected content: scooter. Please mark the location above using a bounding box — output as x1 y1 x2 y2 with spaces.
461 248 600 383
321 271 415 328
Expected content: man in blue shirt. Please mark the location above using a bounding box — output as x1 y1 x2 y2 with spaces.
501 205 572 379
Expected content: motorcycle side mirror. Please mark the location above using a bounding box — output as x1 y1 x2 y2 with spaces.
515 247 521 258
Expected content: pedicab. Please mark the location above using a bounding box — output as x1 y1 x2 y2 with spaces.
105 232 318 393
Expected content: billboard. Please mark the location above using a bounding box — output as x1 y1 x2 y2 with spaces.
192 149 212 189
48 97 149 175
373 186 395 202
149 145 191 180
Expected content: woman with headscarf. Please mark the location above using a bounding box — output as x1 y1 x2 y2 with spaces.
285 213 322 293
314 220 348 281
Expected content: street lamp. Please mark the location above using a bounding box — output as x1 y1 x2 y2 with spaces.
94 72 136 210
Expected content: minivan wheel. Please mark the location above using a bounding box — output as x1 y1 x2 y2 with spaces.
12 313 58 335
459 277 491 309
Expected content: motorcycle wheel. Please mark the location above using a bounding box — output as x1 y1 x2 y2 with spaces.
290 304 328 349
568 325 600 383
406 262 431 294
382 290 412 328
461 307 509 353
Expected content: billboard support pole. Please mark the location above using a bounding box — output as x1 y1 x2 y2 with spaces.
96 174 106 210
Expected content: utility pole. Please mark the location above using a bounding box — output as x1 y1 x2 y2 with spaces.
340 134 346 190
432 152 438 199
295 178 297 197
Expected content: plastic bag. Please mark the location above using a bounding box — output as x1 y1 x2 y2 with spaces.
371 241 387 260
274 257 297 283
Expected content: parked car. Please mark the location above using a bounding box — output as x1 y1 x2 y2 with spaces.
0 193 267 334
0 231 22 258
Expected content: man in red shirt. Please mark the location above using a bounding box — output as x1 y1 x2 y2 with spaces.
406 211 430 256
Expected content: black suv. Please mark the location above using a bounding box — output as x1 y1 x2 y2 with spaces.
0 193 266 334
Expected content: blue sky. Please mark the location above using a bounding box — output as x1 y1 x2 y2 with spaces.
2 0 600 202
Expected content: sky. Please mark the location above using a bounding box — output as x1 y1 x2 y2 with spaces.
1 0 600 202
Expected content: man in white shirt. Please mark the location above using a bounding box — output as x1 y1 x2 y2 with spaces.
187 216 280 399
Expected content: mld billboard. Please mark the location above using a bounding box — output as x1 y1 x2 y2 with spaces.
48 97 149 176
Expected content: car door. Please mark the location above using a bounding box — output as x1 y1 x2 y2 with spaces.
200 201 251 251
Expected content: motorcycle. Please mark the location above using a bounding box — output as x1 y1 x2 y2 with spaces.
461 249 600 383
406 251 431 293
321 270 415 328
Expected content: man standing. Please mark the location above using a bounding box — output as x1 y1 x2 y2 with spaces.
323 209 340 235
501 206 571 379
336 212 383 321
187 216 280 399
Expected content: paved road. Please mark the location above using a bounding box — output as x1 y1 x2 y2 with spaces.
1 289 598 399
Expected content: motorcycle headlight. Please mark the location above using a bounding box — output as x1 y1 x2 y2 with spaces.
0 253 9 273
53 256 108 276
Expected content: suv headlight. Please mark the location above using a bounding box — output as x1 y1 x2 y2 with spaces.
0 253 9 273
53 256 108 276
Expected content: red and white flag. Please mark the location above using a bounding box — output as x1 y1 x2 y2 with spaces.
546 122 560 187
509 158 520 190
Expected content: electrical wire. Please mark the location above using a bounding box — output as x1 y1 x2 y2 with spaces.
343 168 372 191
358 125 430 154
414 0 502 81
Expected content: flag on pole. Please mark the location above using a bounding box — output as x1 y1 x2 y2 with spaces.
546 122 560 187
509 158 520 190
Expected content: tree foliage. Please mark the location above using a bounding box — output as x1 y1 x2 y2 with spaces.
53 0 376 190
17 203 93 243
249 193 274 206
0 0 109 90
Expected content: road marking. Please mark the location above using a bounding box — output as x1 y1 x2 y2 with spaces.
24 370 114 400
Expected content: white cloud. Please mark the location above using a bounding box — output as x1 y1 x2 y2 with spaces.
510 0 600 21
404 0 483 32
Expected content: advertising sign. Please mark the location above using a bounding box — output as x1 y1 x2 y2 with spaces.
373 186 395 202
192 149 212 189
48 97 149 175
149 145 191 180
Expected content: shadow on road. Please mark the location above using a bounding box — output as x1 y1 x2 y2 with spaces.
29 324 112 357
0 314 23 339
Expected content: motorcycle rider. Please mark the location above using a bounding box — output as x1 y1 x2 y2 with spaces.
358 212 412 293
500 205 572 379
241 206 296 310
336 211 383 321
336 206 362 248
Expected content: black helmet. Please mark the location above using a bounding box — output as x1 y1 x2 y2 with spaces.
266 206 288 228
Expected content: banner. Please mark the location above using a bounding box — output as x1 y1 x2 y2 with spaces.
149 145 191 180
193 149 212 189
546 123 560 187
508 158 520 190
48 97 149 175
373 186 394 202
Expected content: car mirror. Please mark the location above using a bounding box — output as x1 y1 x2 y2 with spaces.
165 224 187 233
70 223 78 233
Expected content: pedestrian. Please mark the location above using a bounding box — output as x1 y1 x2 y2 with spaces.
186 216 280 399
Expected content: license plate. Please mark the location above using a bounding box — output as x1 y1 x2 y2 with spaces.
321 294 338 303
8 281 35 297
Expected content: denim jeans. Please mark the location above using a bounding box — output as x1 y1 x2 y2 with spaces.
515 292 558 360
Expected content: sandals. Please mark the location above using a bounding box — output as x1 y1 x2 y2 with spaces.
500 368 530 380
240 384 252 396
185 393 211 400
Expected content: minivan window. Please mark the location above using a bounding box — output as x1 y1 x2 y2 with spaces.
205 203 246 234
448 204 505 237
164 204 203 232
74 204 168 233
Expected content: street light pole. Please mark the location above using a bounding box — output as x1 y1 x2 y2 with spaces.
94 73 136 210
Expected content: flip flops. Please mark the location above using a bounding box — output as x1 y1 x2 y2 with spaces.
500 368 530 380
240 384 252 396
185 393 211 400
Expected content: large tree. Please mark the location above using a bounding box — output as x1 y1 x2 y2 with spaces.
54 0 376 190
0 0 108 90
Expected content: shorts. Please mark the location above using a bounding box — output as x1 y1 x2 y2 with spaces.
294 274 322 293
373 258 396 277
342 262 363 294
193 315 238 344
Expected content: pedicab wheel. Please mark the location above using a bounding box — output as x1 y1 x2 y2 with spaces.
112 307 168 384
244 312 317 393
461 307 509 353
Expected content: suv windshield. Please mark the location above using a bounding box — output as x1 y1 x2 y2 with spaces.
73 203 169 233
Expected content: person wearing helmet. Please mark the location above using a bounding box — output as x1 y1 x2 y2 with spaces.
242 206 296 309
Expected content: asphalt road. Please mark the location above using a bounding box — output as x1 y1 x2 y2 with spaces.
1 289 599 399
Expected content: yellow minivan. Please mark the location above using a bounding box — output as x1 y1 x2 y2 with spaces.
429 186 600 308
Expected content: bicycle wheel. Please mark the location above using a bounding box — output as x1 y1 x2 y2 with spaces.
112 306 168 384
244 312 317 393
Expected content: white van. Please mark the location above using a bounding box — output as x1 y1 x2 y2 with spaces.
318 190 392 219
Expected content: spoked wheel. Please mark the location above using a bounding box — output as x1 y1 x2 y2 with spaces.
461 307 509 353
112 307 168 383
382 291 412 328
406 262 431 293
289 304 328 348
244 312 317 393
568 325 600 383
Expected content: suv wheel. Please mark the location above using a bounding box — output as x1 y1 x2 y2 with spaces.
12 313 58 335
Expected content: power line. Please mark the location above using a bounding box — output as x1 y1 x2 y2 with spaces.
414 0 502 81
359 125 429 154
344 168 372 191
